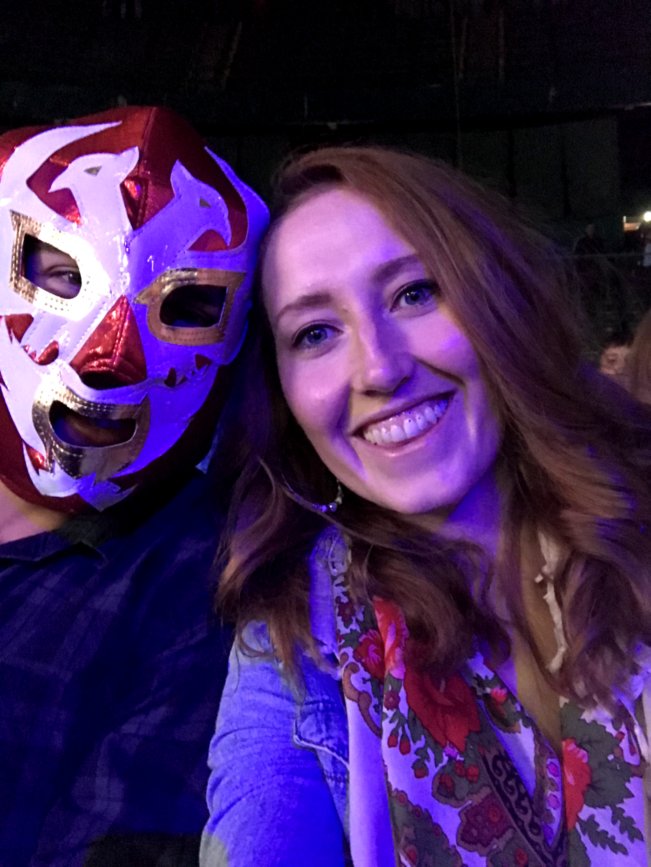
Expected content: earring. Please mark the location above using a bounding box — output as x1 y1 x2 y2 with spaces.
283 479 344 514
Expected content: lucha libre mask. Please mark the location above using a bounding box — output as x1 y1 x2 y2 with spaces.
0 107 268 512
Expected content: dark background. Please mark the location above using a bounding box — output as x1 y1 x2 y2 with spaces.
3 0 650 250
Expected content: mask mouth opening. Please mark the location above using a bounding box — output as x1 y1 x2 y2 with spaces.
49 401 136 448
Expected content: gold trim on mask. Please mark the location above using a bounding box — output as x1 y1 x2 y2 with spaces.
135 267 244 347
10 211 104 318
32 377 150 482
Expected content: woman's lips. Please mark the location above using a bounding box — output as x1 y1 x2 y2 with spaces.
49 402 136 448
359 394 453 446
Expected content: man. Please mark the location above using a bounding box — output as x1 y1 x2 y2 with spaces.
0 106 268 865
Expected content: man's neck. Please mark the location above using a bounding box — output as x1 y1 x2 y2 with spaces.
0 479 67 544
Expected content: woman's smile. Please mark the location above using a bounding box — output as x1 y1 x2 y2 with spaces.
356 393 454 446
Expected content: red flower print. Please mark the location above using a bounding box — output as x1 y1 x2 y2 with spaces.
413 760 428 779
487 803 502 823
388 731 398 748
454 760 466 777
466 763 480 784
399 736 411 755
404 844 418 865
458 791 511 849
515 847 529 865
437 772 455 796
562 738 592 830
375 598 407 678
353 629 385 680
404 669 481 752
336 598 356 628
490 686 508 705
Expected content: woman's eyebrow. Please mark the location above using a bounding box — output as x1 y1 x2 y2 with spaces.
371 253 423 285
273 291 334 326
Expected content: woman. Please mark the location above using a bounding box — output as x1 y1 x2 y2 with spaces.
201 146 651 866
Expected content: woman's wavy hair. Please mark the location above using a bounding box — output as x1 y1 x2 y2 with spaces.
218 145 651 707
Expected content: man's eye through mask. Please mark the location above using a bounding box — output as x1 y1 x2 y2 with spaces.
136 268 243 348
159 282 226 329
22 236 82 300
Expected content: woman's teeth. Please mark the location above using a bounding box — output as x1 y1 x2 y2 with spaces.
361 396 451 446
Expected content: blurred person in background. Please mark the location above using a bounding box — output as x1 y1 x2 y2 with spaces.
627 308 651 405
599 327 633 379
573 222 605 256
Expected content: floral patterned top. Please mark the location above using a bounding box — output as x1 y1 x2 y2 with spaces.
316 528 651 866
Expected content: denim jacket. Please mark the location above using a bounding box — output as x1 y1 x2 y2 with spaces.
200 530 351 867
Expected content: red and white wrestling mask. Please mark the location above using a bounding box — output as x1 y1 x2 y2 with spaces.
0 107 268 512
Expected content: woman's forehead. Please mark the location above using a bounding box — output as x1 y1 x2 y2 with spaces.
262 188 419 296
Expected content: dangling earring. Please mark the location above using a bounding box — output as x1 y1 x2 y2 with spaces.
283 478 344 514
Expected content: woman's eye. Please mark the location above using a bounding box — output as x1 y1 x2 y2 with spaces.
292 324 334 350
394 280 439 310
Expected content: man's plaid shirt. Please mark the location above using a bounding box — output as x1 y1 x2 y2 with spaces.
0 474 229 866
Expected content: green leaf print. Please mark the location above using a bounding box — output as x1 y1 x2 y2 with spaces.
561 704 619 762
578 815 628 855
610 804 644 844
585 762 633 810
568 829 591 867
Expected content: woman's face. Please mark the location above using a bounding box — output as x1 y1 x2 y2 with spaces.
262 187 503 526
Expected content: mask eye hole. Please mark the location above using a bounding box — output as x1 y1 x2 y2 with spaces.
22 236 82 300
160 284 226 329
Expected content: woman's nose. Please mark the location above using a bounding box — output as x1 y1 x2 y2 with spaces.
350 321 412 394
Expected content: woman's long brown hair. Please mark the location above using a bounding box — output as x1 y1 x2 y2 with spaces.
217 146 651 707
